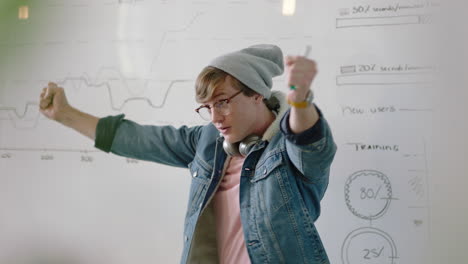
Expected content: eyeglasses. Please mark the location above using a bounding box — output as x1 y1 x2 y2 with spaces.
195 90 243 121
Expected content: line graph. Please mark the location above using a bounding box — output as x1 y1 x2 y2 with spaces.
0 101 39 119
148 12 204 73
0 74 194 128
55 75 194 111
0 7 207 129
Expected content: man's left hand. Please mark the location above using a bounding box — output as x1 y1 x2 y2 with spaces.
285 55 317 103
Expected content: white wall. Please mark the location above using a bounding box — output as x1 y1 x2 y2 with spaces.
430 2 468 261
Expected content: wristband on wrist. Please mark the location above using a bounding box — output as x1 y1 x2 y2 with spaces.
287 89 314 108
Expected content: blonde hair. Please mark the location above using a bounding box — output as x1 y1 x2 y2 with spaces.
195 66 255 103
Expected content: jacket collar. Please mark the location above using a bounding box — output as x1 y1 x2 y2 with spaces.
262 91 288 142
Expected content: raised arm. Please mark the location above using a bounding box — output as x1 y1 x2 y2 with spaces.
285 55 320 134
39 82 99 140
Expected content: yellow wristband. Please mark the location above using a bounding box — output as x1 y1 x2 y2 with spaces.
287 99 309 108
287 90 313 108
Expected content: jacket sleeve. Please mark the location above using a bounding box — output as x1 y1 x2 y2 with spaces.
280 105 337 183
94 114 203 168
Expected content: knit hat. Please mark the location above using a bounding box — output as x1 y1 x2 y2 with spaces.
208 44 284 99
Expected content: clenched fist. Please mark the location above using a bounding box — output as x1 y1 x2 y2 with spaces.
285 55 317 103
39 82 72 121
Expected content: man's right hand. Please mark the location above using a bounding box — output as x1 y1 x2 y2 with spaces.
39 82 99 140
39 82 72 122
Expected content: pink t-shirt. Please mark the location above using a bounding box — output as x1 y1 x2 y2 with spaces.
213 156 251 264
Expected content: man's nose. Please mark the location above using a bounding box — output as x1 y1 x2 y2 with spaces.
211 109 224 123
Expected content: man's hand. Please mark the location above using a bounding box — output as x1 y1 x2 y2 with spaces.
39 82 99 140
39 82 72 122
284 55 319 134
285 55 317 103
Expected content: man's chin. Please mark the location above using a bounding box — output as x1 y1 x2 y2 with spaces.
223 135 242 144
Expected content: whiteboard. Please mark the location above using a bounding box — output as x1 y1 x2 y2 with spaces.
0 0 455 263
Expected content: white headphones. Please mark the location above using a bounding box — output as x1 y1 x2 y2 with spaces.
223 135 262 157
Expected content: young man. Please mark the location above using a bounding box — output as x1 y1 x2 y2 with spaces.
39 44 337 264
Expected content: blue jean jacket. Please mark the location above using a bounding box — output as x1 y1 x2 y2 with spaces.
95 100 337 264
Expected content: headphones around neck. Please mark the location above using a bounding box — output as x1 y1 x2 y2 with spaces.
223 134 262 157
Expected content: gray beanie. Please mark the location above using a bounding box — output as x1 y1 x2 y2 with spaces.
208 44 284 99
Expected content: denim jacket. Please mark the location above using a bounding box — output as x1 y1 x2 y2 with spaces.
94 92 337 264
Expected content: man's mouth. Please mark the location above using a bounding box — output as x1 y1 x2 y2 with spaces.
217 126 230 134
